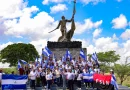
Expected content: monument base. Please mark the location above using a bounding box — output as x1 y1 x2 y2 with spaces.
47 41 82 48
47 41 87 59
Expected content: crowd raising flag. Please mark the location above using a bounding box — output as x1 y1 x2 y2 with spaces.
1 74 28 89
80 49 87 61
66 49 72 60
42 46 52 57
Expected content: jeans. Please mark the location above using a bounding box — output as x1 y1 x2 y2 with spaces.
47 80 52 89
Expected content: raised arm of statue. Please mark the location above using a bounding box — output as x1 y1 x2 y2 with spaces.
66 14 74 22
56 20 61 29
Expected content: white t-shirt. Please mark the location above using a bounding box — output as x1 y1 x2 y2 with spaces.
55 70 60 78
66 72 74 80
36 71 41 77
46 73 53 80
41 72 46 76
30 71 36 80
77 74 82 80
82 61 86 66
65 65 71 70
87 61 92 67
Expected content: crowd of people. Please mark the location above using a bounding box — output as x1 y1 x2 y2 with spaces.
18 56 116 90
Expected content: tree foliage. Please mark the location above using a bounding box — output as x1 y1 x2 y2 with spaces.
0 43 39 66
114 56 130 85
97 51 120 66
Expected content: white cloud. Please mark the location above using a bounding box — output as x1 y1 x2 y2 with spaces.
112 14 128 29
4 10 60 41
80 0 105 5
112 33 118 40
0 0 27 19
30 39 48 54
94 37 119 51
117 0 122 2
50 4 68 14
121 29 130 40
75 19 102 34
93 28 102 38
42 0 64 5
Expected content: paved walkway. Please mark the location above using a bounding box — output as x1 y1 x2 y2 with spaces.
26 83 130 90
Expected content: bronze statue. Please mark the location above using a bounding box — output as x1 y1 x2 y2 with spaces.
48 0 76 42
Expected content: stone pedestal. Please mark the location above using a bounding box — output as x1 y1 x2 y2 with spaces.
47 41 87 59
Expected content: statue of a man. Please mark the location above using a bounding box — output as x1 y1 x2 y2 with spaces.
55 14 74 39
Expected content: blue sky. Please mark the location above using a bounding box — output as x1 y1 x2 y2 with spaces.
0 0 130 66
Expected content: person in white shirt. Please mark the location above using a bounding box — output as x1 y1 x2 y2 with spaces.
46 69 53 90
0 70 2 87
55 67 61 86
66 69 75 90
71 57 76 66
77 70 83 90
40 69 46 87
65 64 71 71
29 69 36 89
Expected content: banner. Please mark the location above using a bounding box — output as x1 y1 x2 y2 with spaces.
93 74 114 90
2 74 28 89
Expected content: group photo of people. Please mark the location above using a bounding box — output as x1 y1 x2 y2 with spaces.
18 50 117 90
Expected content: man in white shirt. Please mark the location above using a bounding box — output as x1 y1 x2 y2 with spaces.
66 69 75 90
29 69 36 89
71 57 76 66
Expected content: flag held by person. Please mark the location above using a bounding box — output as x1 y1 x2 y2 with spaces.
42 46 52 57
2 74 28 89
93 73 115 90
17 60 21 70
66 49 72 60
80 49 87 60
91 52 99 66
19 60 28 65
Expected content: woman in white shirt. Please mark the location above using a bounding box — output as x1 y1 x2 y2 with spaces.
46 69 53 90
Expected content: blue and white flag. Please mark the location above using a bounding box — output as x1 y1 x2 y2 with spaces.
17 60 21 70
53 54 56 62
66 49 72 60
91 52 99 65
111 75 118 90
42 46 52 57
62 54 66 62
80 49 87 60
20 59 28 64
2 74 28 89
82 73 93 82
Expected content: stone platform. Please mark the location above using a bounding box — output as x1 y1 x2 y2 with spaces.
47 41 87 59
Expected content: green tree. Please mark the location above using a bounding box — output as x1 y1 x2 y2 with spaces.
0 43 39 67
114 56 130 85
97 51 120 66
